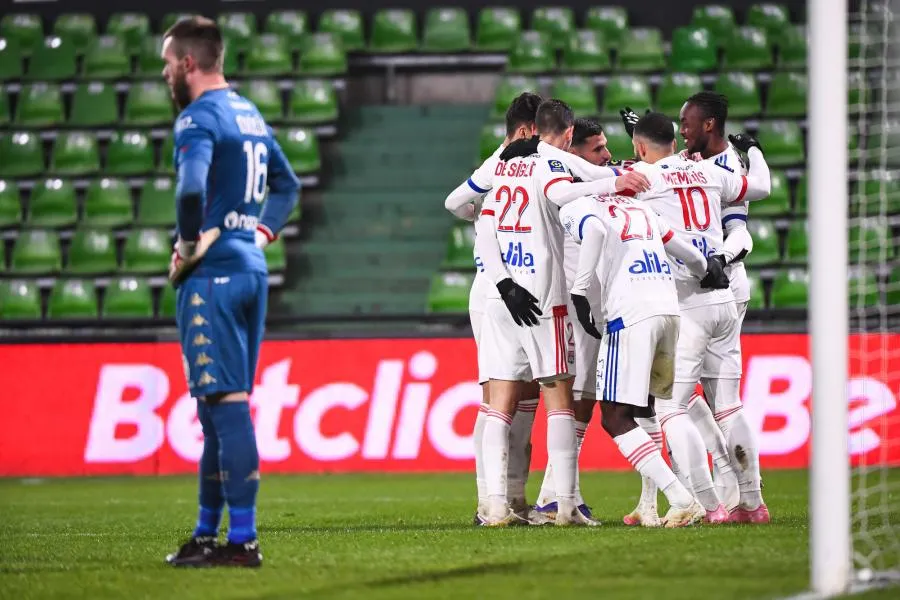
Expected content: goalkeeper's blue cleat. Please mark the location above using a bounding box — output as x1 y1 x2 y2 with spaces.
166 536 218 567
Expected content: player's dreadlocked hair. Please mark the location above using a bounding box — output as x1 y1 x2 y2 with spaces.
535 99 575 135
633 112 676 147
572 118 604 147
164 16 225 73
505 92 543 136
685 91 729 136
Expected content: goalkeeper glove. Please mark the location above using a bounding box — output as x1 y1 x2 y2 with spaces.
570 293 602 340
700 254 730 289
619 107 648 139
728 133 762 154
497 278 542 327
499 136 540 161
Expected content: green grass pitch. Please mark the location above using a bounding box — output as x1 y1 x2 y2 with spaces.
1 470 898 600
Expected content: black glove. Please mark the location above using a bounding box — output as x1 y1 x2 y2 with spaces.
570 293 602 340
499 136 540 161
728 133 762 154
620 107 649 139
497 278 542 326
700 254 730 289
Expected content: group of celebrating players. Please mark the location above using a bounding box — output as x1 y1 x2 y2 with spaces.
444 90 773 528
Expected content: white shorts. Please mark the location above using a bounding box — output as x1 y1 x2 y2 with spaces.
469 273 491 384
675 301 742 383
567 297 601 398
727 261 750 304
596 315 679 406
479 298 575 383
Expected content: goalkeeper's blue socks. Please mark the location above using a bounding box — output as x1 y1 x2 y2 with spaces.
193 401 224 538
210 401 260 544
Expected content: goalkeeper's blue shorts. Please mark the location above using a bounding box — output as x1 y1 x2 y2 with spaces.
175 272 268 398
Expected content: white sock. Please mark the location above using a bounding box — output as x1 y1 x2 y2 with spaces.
635 417 662 507
483 410 512 507
507 397 538 503
547 409 577 501
687 391 739 508
473 404 488 508
574 419 588 506
615 427 694 509
660 387 720 511
537 459 555 507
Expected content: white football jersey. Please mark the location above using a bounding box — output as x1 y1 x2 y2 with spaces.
481 153 573 314
470 144 504 290
631 154 749 310
706 143 750 304
561 195 680 329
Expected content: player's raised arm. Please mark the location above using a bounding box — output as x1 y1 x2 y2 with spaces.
720 201 754 265
538 159 650 207
256 134 301 248
723 133 772 202
174 110 216 245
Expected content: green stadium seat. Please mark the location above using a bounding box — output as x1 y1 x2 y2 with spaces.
551 76 599 116
123 228 169 273
218 12 256 55
602 75 651 116
794 172 807 214
690 5 736 46
318 9 365 51
848 269 879 307
766 72 807 117
288 200 302 223
427 271 474 312
561 30 611 72
751 170 791 216
714 72 761 118
1 14 43 53
243 79 283 123
747 271 765 309
585 6 628 48
479 122 506 162
11 229 61 274
105 131 154 176
443 222 476 270
491 75 539 120
137 177 175 226
602 121 634 160
66 227 117 274
507 30 554 73
777 24 807 69
0 91 8 127
757 120 804 166
136 36 163 78
669 27 717 72
244 34 292 75
161 13 191 32
770 269 808 308
159 283 177 318
723 26 772 70
0 132 44 177
747 3 791 39
887 266 900 307
82 35 130 79
850 218 894 263
103 277 153 318
422 8 470 52
288 79 338 124
743 219 781 266
0 237 4 269
106 13 150 53
475 7 521 51
28 178 76 228
655 73 703 118
15 83 63 127
123 81 173 126
617 28 665 72
48 279 98 319
785 219 808 262
276 128 321 174
369 9 418 53
158 133 174 174
299 33 347 76
53 13 96 53
0 180 21 227
0 280 41 319
83 177 132 228
0 37 23 80
265 11 309 47
27 36 77 80
852 174 900 217
70 82 118 127
264 237 286 271
531 7 575 49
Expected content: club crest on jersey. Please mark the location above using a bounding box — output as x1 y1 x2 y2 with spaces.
629 250 672 275
174 115 196 135
503 241 535 272
548 159 567 173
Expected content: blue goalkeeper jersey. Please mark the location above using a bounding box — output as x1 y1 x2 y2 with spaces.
173 87 299 277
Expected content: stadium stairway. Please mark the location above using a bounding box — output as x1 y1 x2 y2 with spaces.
276 104 486 316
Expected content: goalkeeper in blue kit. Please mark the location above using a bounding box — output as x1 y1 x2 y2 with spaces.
160 17 300 568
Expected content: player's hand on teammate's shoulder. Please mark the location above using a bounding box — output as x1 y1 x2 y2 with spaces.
499 136 540 161
728 133 762 154
614 171 651 195
700 254 730 290
497 278 542 327
570 293 602 340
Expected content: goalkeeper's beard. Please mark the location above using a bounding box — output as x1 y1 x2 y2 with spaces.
172 70 192 112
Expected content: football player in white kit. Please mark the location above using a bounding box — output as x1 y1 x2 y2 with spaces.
628 112 772 522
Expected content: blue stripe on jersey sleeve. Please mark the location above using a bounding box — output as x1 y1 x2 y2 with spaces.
578 214 601 241
722 213 748 225
467 177 490 194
